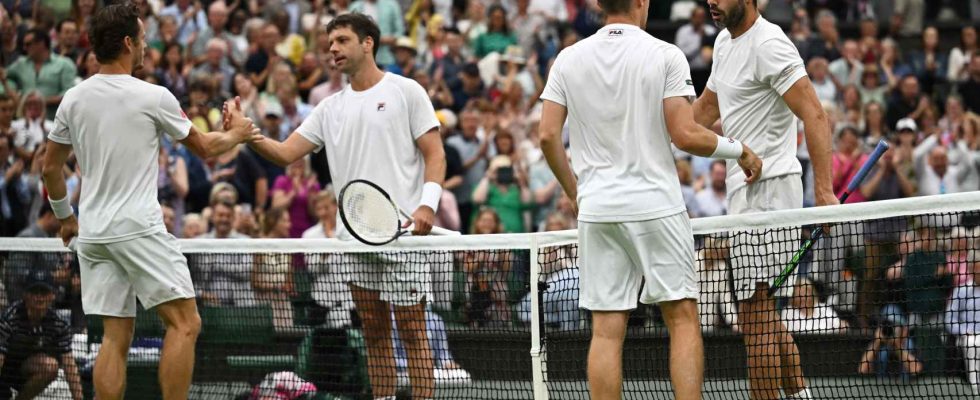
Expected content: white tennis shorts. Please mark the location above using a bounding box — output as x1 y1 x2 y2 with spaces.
578 212 698 311
346 252 431 307
76 231 195 317
728 174 803 301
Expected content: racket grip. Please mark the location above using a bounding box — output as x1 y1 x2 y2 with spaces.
846 140 890 193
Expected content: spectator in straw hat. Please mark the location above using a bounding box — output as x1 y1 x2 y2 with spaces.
390 36 420 77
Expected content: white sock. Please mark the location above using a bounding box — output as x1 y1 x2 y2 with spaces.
786 387 813 399
373 397 396 400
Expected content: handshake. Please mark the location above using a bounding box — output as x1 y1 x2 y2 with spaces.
220 96 266 144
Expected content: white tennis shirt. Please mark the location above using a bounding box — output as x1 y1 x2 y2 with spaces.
540 23 696 223
297 72 439 237
48 74 192 243
707 16 808 195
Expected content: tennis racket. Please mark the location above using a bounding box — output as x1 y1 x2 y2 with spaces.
767 139 890 296
338 179 460 246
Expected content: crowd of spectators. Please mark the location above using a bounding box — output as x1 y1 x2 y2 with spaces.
0 0 979 391
0 0 975 236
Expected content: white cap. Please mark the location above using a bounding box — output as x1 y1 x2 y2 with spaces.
896 117 918 132
264 101 284 119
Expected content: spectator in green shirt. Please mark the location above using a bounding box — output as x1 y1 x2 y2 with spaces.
897 224 955 325
472 154 533 233
6 28 77 116
473 5 517 58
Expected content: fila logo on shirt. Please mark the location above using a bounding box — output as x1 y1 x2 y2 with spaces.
377 102 386 111
608 29 623 36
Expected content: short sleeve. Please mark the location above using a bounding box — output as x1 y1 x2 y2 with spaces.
155 90 192 141
540 52 567 106
48 99 73 145
405 80 439 140
296 102 327 151
663 46 696 100
272 175 290 193
755 38 807 96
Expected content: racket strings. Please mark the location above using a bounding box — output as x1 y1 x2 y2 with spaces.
342 182 400 241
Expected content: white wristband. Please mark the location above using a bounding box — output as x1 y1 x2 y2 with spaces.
419 182 442 212
48 195 74 220
710 136 744 159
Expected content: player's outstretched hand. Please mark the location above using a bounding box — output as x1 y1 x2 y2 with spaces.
737 144 763 184
59 215 78 247
222 96 245 132
406 206 435 235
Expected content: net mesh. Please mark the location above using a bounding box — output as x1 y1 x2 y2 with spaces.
1 193 979 399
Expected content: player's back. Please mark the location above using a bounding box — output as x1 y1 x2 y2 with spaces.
542 24 690 223
50 75 190 243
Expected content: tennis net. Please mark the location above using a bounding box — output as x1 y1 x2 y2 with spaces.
1 191 979 399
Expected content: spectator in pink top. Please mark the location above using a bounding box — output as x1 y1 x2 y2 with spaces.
832 124 870 203
270 156 320 237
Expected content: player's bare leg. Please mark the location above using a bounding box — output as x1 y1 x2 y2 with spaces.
660 299 704 400
588 311 628 400
94 316 135 400
156 298 202 400
16 354 59 398
394 303 435 399
776 316 807 396
738 284 782 400
351 284 397 398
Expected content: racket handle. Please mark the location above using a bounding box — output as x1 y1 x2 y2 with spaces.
846 140 890 193
766 140 888 297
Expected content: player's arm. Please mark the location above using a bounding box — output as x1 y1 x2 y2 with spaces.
539 100 577 210
247 132 319 167
663 96 762 183
61 352 83 400
418 130 446 187
181 99 261 158
409 129 446 235
691 88 721 129
41 140 78 246
782 77 837 207
181 124 261 159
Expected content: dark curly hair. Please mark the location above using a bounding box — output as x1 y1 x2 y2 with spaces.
324 12 381 58
90 1 140 63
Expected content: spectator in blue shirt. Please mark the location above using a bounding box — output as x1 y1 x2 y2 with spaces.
946 251 980 393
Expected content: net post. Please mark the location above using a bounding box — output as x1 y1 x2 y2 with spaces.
529 234 549 399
